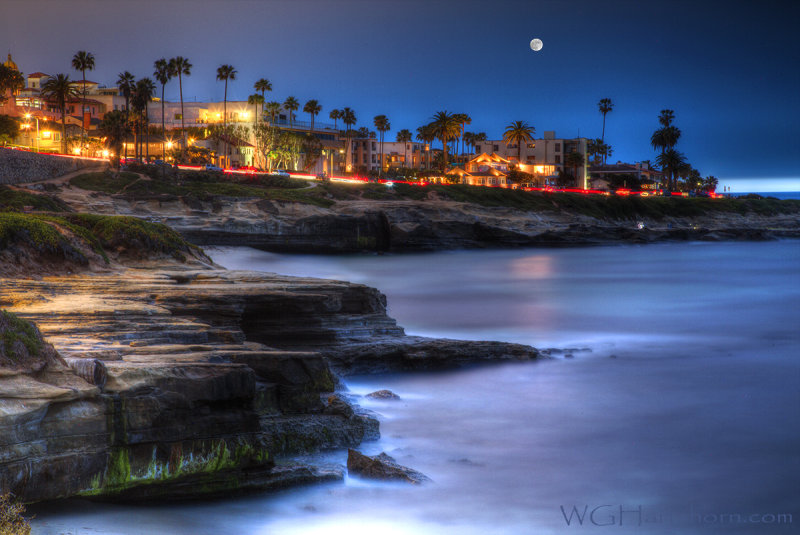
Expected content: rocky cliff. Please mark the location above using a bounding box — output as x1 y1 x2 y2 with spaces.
0 268 538 503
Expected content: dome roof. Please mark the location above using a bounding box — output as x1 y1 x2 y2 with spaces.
3 53 19 71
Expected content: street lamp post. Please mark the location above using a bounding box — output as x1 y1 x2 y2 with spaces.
24 113 41 153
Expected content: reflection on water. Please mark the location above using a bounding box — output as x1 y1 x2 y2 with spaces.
32 242 800 534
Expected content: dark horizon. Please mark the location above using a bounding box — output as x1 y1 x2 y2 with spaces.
2 0 798 187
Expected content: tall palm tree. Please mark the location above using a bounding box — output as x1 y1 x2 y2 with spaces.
265 101 281 124
283 96 299 128
153 58 174 157
132 78 155 160
329 109 341 130
216 64 237 132
71 50 95 135
429 111 461 170
373 114 390 175
40 74 79 154
651 121 681 189
598 97 613 163
503 120 535 165
98 110 131 171
248 94 264 128
658 109 675 127
396 128 412 168
341 107 356 171
169 56 192 145
116 71 135 159
254 78 272 122
416 123 435 170
565 151 585 187
303 99 322 131
453 113 471 158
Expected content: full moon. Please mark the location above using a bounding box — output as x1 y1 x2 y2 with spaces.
530 38 543 51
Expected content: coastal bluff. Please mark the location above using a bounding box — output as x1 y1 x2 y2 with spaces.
0 148 104 185
0 268 538 502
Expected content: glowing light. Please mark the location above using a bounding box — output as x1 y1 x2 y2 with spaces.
166 141 173 149
102 150 109 158
72 147 81 155
24 113 31 119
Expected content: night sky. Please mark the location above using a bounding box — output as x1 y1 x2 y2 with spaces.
3 0 798 190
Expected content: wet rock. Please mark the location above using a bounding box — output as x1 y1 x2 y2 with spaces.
366 389 400 400
347 449 430 484
324 394 355 418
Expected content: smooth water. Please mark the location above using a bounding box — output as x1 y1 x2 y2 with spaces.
32 242 800 534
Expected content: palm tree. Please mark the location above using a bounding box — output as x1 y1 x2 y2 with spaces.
254 78 272 122
283 96 299 128
565 151 585 187
658 109 675 127
71 50 95 135
429 111 461 170
132 78 155 160
265 101 281 125
341 107 356 171
656 148 686 190
598 98 613 162
170 56 192 145
115 71 135 159
329 109 341 130
503 120 535 165
651 121 681 189
373 114 390 175
153 58 174 157
453 113 471 158
98 110 131 171
216 64 237 132
396 128 412 168
416 124 435 170
303 99 322 131
248 94 264 128
40 74 79 154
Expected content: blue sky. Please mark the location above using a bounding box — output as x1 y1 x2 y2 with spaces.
3 0 798 187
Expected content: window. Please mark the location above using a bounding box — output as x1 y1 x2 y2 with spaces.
555 143 562 152
475 145 481 152
527 155 535 161
555 155 561 164
493 144 499 151
372 143 376 151
174 113 182 120
490 178 496 185
527 143 535 148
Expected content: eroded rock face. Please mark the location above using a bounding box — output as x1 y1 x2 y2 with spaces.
0 268 538 502
347 449 430 484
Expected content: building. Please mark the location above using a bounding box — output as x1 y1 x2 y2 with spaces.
196 134 255 168
588 161 664 190
473 131 589 187
445 153 516 187
348 138 427 173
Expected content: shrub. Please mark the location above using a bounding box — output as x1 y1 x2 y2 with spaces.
0 494 31 535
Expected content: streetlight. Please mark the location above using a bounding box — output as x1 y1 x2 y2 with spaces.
24 113 41 153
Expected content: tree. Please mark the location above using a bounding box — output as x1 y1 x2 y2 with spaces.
265 101 281 124
153 58 174 156
702 175 719 193
303 99 322 131
656 148 686 190
98 110 130 171
651 109 681 189
429 111 461 170
658 109 675 127
373 115 391 175
115 71 135 159
329 109 341 130
283 96 299 127
565 151 585 187
0 64 24 104
0 115 19 146
503 120 535 165
248 94 264 167
340 107 356 171
131 78 155 160
254 78 272 122
396 128 412 168
170 56 192 145
71 50 95 135
216 64 237 133
41 74 79 154
453 113 471 158
598 97 613 163
416 123 435 170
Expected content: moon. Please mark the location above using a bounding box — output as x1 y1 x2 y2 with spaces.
530 38 543 52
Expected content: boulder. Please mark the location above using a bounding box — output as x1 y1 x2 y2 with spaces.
365 389 400 400
347 449 429 484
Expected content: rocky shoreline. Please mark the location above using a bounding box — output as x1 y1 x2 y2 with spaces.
0 267 539 503
45 181 800 253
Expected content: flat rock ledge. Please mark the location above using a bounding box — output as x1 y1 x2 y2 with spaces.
0 268 538 502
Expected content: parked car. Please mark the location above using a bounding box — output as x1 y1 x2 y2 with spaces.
237 165 258 174
273 169 290 178
205 163 223 172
